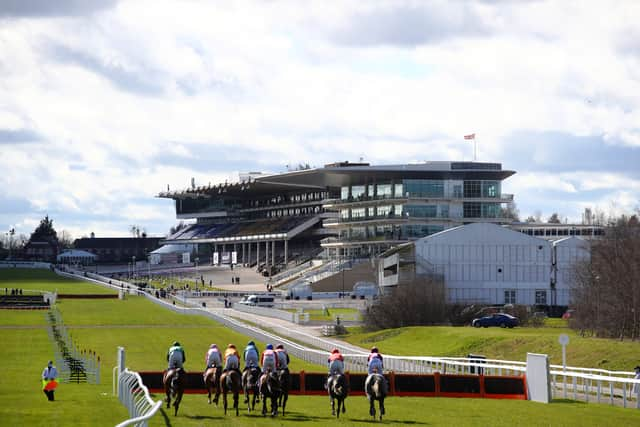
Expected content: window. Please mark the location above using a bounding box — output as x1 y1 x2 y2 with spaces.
351 207 366 219
341 186 349 200
367 207 375 218
404 180 445 198
351 185 365 200
368 184 375 198
482 181 500 198
405 205 437 218
340 209 349 219
377 205 392 217
394 204 403 217
453 184 463 198
394 183 403 198
377 183 392 198
463 202 481 218
535 290 547 305
504 290 516 304
463 180 481 197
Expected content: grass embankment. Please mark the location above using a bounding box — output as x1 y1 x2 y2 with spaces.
342 321 640 371
2 269 640 426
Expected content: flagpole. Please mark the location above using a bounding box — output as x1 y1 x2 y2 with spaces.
474 135 477 161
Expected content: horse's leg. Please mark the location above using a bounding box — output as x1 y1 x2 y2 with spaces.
342 397 346 414
281 392 287 416
223 390 228 415
380 397 385 419
369 396 375 418
330 396 335 416
173 391 182 416
234 391 239 416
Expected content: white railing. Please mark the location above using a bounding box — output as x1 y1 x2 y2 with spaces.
116 369 162 427
231 303 296 323
61 269 640 409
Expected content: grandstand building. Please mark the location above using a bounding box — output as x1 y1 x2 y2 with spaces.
159 161 516 274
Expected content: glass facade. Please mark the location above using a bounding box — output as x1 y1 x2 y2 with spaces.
401 224 444 238
404 180 445 198
463 202 501 218
404 204 438 218
377 183 392 198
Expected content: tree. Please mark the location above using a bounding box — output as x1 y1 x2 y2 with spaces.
169 221 188 236
501 201 520 222
31 215 58 241
570 214 640 339
59 230 74 249
547 212 561 224
363 277 446 330
525 215 536 223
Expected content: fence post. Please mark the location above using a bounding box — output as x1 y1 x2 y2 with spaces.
117 347 125 397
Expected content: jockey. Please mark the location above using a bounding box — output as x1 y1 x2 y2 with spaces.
205 344 222 370
223 343 240 373
244 340 260 371
275 344 290 372
167 341 186 370
327 348 344 376
261 343 279 373
367 346 383 375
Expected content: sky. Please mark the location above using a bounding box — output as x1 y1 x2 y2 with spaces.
1 0 639 240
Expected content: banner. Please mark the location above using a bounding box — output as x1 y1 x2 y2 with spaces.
213 252 219 265
231 251 237 265
182 252 190 264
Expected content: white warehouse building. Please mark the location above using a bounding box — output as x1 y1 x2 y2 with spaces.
382 223 590 308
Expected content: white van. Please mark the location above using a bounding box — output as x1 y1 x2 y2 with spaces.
238 294 275 308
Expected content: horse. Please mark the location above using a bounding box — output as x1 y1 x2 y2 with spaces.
259 370 281 417
327 373 348 418
219 370 242 416
203 366 220 405
163 368 185 416
365 373 387 420
277 368 291 416
241 366 261 412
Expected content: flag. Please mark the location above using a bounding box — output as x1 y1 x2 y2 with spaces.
464 133 475 140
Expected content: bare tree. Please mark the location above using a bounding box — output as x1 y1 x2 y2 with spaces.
363 277 446 330
59 230 74 249
501 201 520 222
570 214 640 340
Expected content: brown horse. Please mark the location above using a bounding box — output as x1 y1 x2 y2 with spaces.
277 368 291 416
259 370 281 417
241 366 261 412
365 373 387 420
203 366 220 405
328 373 348 418
163 368 185 416
219 370 242 416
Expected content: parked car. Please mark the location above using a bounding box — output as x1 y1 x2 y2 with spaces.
472 313 519 328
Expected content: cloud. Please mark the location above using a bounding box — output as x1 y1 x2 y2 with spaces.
46 42 165 96
0 0 117 18
0 128 40 144
328 1 490 47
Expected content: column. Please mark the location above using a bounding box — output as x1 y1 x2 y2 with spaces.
271 240 275 267
265 240 270 267
284 239 288 266
247 243 251 266
256 241 260 267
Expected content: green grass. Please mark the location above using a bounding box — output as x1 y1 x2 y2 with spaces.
284 308 362 322
342 323 640 371
2 268 640 426
0 268 116 294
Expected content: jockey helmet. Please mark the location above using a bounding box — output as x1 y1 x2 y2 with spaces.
173 341 180 347
276 344 284 349
228 343 236 349
248 341 255 346
210 344 217 349
331 348 340 354
266 344 273 350
371 346 379 353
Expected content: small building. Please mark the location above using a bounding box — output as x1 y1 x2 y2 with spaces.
74 237 162 263
56 249 97 265
149 244 194 265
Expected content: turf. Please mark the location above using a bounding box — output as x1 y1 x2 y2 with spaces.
2 268 640 426
342 324 640 371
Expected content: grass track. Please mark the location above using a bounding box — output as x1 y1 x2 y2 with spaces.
1 269 640 426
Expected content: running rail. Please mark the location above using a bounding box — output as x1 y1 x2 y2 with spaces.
115 369 162 427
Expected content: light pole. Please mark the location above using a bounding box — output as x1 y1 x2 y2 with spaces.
132 256 136 281
7 228 15 260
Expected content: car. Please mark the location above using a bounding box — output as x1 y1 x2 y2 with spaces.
472 313 519 328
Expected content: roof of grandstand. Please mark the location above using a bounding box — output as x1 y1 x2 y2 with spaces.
157 161 515 200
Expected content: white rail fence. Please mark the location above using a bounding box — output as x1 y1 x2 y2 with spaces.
115 348 162 427
60 269 640 409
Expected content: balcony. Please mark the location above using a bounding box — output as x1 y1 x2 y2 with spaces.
323 193 514 209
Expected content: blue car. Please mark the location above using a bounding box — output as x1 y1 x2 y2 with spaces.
472 313 519 328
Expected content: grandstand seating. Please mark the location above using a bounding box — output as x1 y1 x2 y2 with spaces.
167 216 315 241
